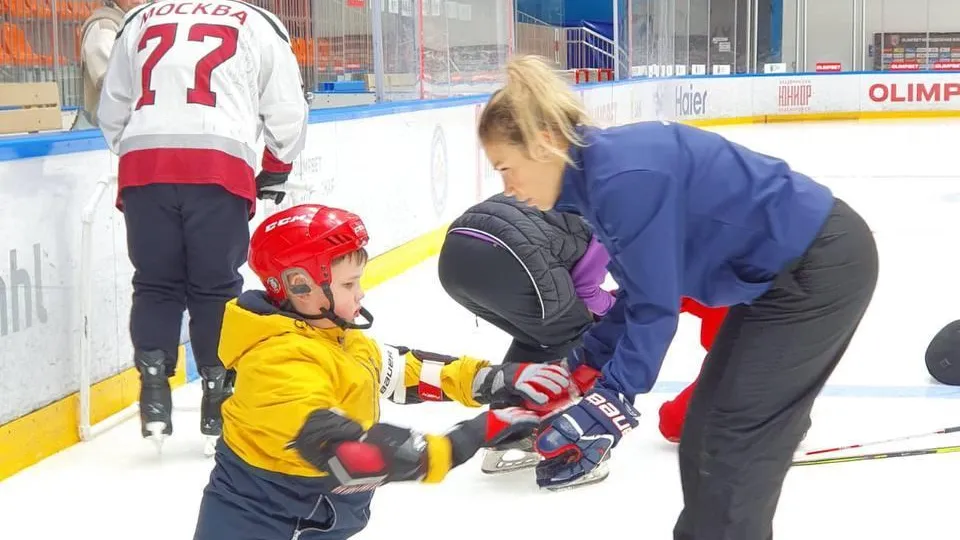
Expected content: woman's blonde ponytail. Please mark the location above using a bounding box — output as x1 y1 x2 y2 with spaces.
478 55 591 163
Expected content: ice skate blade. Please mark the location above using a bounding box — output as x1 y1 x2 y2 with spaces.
145 421 168 454
203 436 218 458
542 463 610 492
480 448 542 475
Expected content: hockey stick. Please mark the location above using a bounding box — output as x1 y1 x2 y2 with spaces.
800 425 960 456
792 444 960 467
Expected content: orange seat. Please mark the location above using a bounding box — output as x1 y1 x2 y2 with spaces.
1 22 52 66
7 0 53 18
291 37 308 66
73 0 92 19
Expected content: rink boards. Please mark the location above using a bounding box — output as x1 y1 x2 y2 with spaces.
1 70 959 480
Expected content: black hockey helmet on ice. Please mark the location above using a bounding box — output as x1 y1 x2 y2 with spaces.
925 320 960 386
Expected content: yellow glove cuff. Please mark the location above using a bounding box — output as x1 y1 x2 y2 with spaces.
423 434 453 484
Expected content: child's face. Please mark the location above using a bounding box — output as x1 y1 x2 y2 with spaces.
286 256 366 326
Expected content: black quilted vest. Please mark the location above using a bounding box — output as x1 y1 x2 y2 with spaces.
446 193 592 323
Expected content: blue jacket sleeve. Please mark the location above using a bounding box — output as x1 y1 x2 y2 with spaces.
584 170 683 401
579 289 627 367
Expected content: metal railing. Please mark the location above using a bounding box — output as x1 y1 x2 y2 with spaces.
515 12 566 69
78 173 117 441
5 0 959 113
1 0 514 109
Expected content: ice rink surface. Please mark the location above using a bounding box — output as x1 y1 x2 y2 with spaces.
4 119 960 539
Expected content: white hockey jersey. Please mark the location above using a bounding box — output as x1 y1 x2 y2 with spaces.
98 0 308 209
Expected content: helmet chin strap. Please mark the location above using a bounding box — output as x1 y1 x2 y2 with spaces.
286 283 374 330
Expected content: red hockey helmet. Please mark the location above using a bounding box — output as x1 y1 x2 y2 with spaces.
249 204 369 303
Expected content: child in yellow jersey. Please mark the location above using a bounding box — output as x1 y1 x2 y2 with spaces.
192 204 574 540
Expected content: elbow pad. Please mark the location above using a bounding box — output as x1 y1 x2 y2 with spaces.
289 409 365 471
378 344 457 404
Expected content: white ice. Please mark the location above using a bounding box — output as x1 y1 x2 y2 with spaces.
3 119 960 540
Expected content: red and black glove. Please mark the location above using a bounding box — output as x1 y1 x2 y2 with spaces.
473 362 572 414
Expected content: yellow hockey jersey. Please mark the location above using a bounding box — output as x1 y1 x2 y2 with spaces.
217 291 489 478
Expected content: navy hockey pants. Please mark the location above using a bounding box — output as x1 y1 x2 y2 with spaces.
193 440 373 540
121 183 249 372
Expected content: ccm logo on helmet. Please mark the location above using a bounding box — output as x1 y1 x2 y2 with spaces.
264 214 310 232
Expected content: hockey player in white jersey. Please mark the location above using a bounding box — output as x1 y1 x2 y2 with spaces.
98 0 308 451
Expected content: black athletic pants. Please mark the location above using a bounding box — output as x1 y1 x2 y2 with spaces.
674 198 878 540
438 232 593 365
121 184 250 374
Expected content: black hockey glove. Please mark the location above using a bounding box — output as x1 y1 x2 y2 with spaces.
256 170 288 204
256 148 292 204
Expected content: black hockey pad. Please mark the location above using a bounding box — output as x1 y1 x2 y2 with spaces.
289 409 365 470
926 320 960 386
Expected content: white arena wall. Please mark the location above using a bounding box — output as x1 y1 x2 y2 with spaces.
1 70 959 478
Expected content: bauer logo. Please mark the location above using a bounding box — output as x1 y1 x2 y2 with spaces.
430 124 448 218
777 79 813 112
675 84 708 117
585 392 634 435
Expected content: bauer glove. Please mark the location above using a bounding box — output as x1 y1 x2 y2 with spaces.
473 362 572 414
534 387 639 490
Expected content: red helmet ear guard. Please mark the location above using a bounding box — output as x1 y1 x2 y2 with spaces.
249 204 369 305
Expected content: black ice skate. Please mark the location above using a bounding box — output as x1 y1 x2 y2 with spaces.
199 366 234 457
135 349 173 452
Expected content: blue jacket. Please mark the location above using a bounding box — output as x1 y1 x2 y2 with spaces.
554 121 835 400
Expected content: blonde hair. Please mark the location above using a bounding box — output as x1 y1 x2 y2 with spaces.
478 55 591 164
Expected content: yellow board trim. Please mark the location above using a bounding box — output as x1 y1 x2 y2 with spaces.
685 109 960 128
359 224 449 290
0 346 186 481
0 223 451 482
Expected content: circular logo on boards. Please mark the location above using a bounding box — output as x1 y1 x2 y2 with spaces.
430 124 448 217
653 85 665 120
